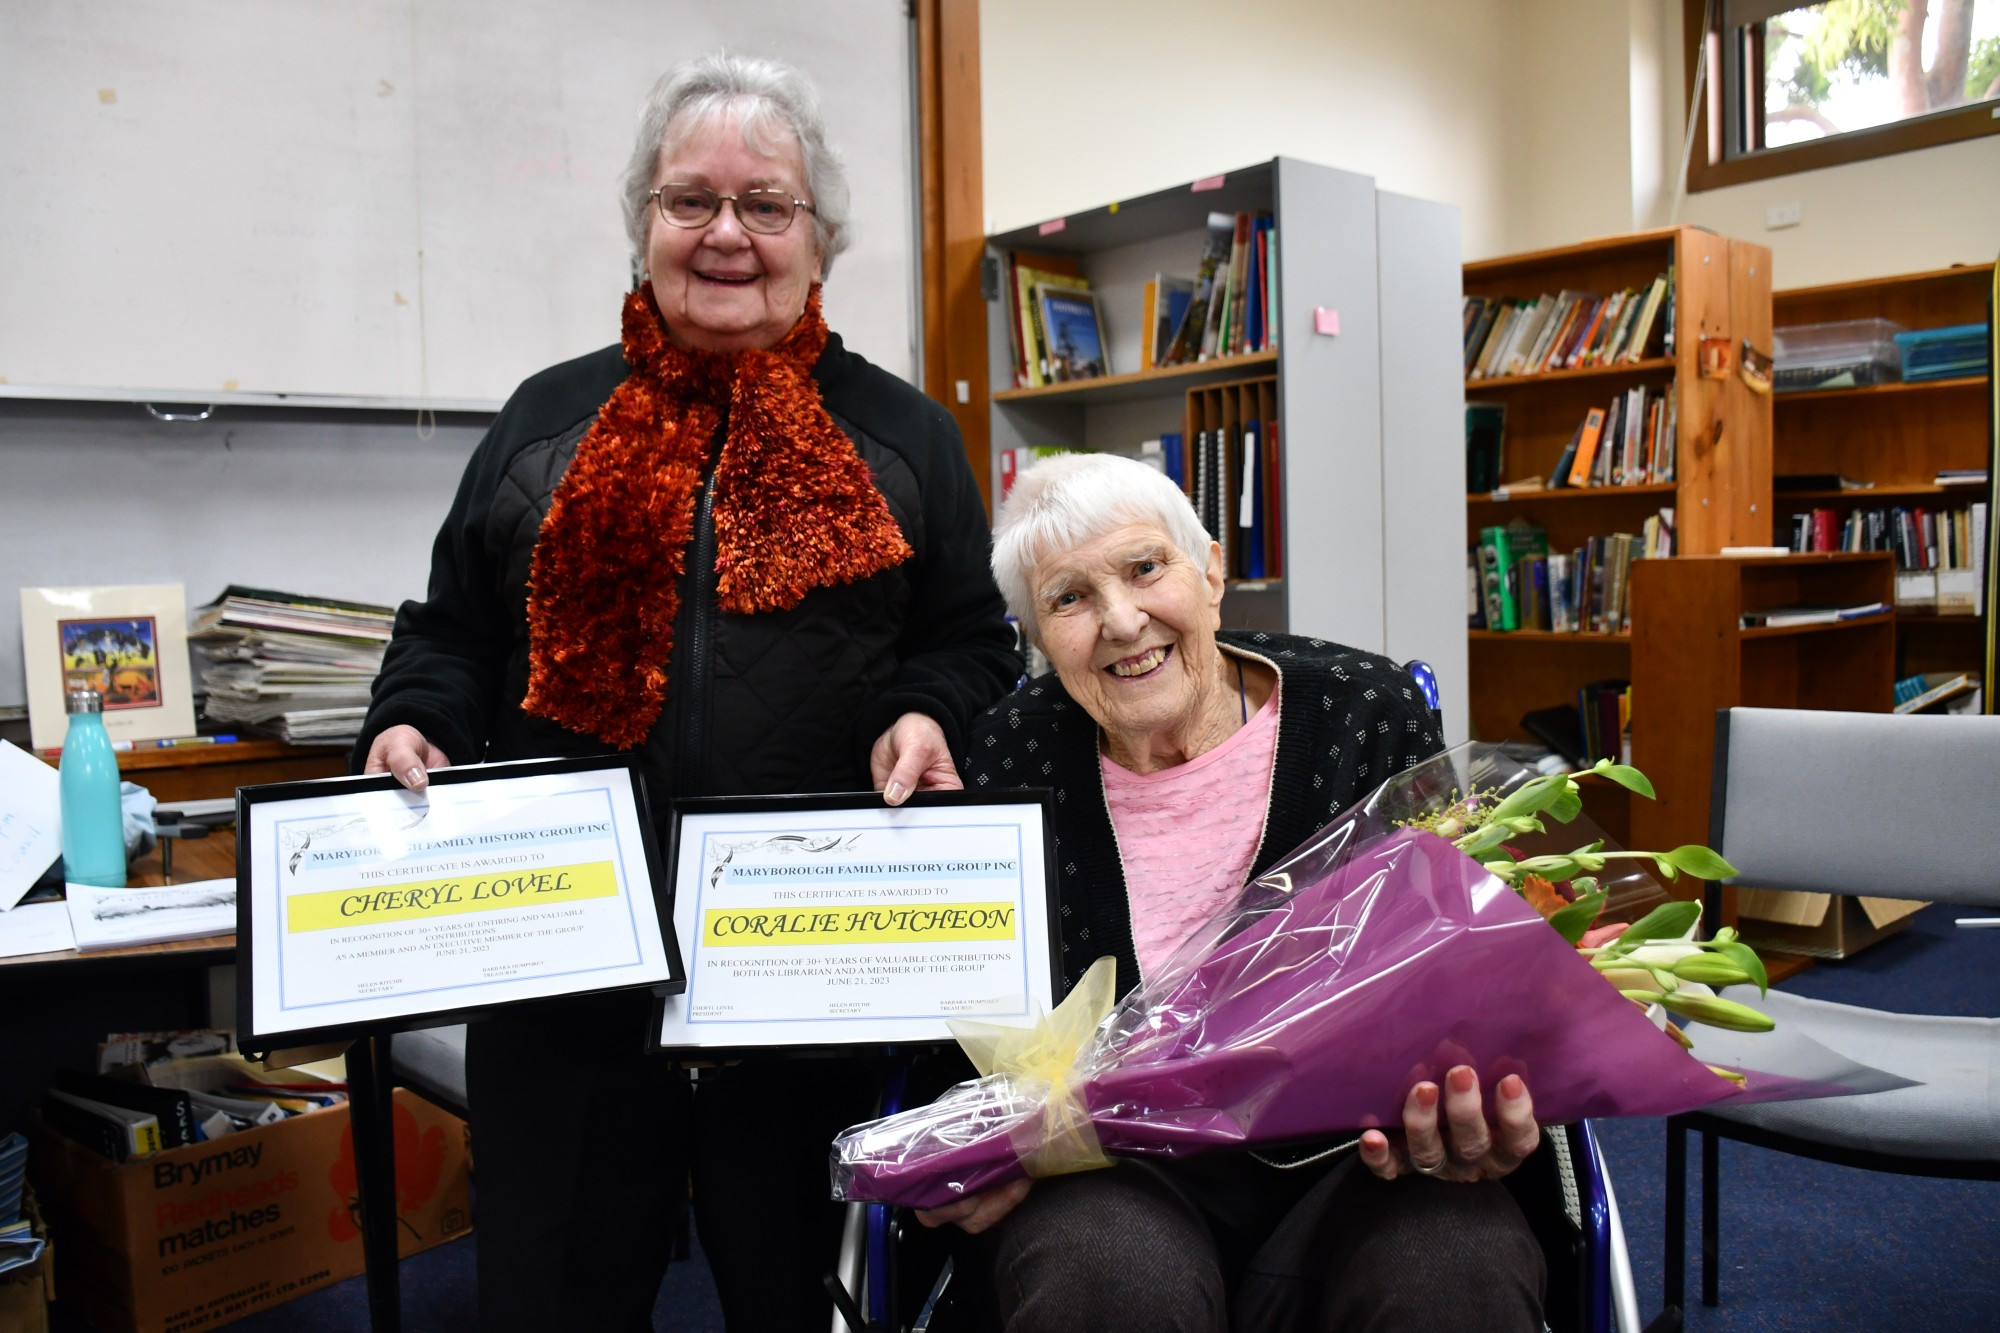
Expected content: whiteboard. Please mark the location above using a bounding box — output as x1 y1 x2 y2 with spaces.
0 0 917 406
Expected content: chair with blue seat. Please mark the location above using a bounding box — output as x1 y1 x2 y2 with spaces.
829 660 1648 1333
1662 706 2000 1315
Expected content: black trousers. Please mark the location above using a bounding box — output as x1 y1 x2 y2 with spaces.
465 990 881 1331
980 1153 1547 1333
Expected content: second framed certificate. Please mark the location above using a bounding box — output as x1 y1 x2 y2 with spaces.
657 790 1058 1049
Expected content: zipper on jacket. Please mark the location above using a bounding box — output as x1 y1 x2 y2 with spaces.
675 463 721 794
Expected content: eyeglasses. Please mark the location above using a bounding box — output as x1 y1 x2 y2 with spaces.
649 183 815 235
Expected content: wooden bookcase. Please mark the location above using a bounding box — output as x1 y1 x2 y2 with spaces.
985 159 1470 734
1627 551 1895 914
1767 263 1995 687
1461 227 1775 843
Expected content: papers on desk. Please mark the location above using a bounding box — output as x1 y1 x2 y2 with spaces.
0 902 77 959
64 878 236 951
0 740 63 911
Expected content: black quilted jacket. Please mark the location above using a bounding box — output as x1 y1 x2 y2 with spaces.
961 631 1443 997
354 332 1021 830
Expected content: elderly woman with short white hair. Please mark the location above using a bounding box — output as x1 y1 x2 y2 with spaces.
355 51 1018 1331
922 452 1548 1331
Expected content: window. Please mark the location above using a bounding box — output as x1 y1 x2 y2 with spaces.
1687 0 2000 189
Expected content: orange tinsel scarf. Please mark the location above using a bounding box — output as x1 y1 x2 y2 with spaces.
522 287 913 748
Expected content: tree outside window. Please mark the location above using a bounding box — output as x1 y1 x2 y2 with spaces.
1689 0 2000 188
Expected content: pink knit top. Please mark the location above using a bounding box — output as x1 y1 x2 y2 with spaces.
1100 678 1281 982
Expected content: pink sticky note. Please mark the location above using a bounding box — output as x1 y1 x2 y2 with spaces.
1190 175 1226 192
1038 218 1066 236
1314 307 1340 336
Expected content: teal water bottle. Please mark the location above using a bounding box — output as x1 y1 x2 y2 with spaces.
60 687 127 887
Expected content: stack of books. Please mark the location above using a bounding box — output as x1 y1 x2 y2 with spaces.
1785 501 1987 613
1463 271 1673 379
1548 384 1677 487
1472 519 1671 634
190 586 394 745
1156 211 1277 367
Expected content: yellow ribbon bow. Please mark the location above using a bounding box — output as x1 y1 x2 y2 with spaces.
947 955 1119 1179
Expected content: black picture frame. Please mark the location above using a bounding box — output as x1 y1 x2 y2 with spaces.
235 753 683 1054
652 787 1060 1056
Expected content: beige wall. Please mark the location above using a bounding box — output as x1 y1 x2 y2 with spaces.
980 0 1520 256
982 0 2000 283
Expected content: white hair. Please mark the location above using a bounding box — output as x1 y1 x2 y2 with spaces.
991 452 1214 638
620 52 852 276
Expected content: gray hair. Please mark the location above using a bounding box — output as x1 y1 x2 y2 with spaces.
991 452 1214 641
620 52 852 276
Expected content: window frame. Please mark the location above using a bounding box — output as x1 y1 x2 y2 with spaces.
1685 0 2000 192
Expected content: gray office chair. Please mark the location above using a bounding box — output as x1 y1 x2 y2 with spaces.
1663 706 2000 1314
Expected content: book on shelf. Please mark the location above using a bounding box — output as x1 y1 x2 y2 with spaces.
1037 285 1110 382
1461 271 1672 379
1465 403 1505 493
1520 705 1589 767
1936 469 1990 487
1893 672 1982 715
1003 251 1089 388
1739 602 1891 628
1565 408 1607 487
1575 679 1631 764
1162 213 1236 367
1142 276 1196 370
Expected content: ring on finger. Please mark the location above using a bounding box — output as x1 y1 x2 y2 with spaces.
1411 1154 1450 1177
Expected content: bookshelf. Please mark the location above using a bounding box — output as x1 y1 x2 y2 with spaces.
1766 264 1995 688
1460 227 1775 844
986 159 1468 734
1627 552 1896 920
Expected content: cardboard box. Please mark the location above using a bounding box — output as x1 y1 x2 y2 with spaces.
1735 886 1925 960
29 1088 470 1333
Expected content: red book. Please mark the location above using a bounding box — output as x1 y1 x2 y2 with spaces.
1810 508 1838 552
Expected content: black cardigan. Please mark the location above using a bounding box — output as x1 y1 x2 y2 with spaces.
960 630 1444 997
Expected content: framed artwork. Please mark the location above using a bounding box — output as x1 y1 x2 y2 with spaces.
1036 285 1110 382
20 584 198 750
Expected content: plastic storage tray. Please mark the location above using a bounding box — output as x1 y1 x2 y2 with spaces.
1773 317 1904 392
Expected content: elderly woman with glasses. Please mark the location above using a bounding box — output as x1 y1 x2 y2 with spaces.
354 52 1017 1332
917 452 1548 1332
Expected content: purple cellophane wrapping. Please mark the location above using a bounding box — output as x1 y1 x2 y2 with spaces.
831 745 1892 1209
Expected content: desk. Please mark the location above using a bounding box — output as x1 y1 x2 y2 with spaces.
0 834 238 1131
34 738 348 803
0 831 237 971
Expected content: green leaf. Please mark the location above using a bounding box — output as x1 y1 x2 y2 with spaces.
1546 782 1584 824
1706 939 1769 996
1547 889 1607 945
1590 761 1658 799
1617 900 1701 947
1661 845 1739 881
1486 775 1566 825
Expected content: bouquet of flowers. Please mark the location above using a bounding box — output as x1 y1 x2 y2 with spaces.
830 743 1888 1210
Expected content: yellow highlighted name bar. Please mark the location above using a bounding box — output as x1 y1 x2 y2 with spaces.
287 861 618 932
702 902 1018 947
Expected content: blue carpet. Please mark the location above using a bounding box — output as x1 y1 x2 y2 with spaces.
1600 904 2000 1330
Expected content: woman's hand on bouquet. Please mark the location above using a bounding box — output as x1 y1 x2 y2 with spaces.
913 1178 1033 1235
871 712 964 806
1358 1066 1538 1184
363 725 453 791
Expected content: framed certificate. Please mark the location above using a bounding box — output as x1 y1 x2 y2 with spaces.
656 790 1058 1050
237 755 682 1050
